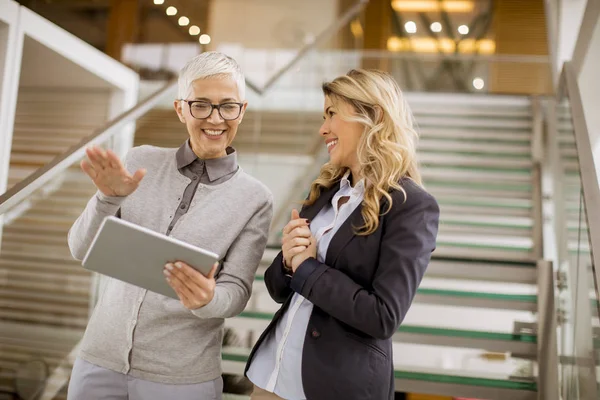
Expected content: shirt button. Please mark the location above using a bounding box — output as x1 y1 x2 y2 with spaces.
132 319 137 325
180 204 187 210
193 175 198 180
311 329 320 338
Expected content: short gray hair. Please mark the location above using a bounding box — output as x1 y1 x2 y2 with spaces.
178 52 246 100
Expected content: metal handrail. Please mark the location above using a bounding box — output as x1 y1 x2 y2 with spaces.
0 0 369 217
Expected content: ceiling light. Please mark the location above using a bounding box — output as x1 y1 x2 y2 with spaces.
392 0 474 13
189 25 200 35
386 36 495 54
178 16 189 26
153 0 164 4
430 22 442 33
405 21 417 34
166 6 177 16
458 25 469 35
199 34 211 45
473 78 485 90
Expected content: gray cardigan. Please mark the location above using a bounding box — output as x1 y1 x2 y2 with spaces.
68 145 273 384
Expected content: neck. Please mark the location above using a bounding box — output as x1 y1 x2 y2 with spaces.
349 166 362 187
190 140 227 160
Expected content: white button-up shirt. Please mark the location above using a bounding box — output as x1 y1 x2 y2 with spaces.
247 172 365 399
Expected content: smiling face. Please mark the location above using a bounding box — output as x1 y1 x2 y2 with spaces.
319 96 365 176
174 75 247 159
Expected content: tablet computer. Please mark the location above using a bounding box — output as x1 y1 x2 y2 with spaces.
82 216 220 299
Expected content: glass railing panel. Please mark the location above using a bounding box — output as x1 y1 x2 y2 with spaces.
555 95 599 399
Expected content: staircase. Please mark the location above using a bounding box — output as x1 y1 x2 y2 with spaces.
0 93 553 399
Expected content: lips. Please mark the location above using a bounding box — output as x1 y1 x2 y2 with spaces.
202 129 225 136
326 139 338 152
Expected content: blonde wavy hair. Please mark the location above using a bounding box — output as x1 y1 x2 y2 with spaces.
305 69 422 235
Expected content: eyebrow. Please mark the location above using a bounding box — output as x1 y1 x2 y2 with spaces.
193 97 239 103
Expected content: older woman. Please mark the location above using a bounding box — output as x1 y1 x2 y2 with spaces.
245 69 439 400
67 52 273 400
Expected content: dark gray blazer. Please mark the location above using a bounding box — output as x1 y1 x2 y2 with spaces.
245 177 440 400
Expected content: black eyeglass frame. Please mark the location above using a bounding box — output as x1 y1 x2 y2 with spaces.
179 99 245 121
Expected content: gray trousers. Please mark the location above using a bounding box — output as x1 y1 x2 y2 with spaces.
67 358 223 400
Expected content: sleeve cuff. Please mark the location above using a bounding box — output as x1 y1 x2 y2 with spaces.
96 191 128 206
191 288 224 319
290 257 320 295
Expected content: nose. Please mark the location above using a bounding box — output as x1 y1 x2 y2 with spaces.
319 120 329 137
207 107 224 124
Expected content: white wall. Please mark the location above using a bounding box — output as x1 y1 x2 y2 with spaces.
557 0 588 71
578 16 600 181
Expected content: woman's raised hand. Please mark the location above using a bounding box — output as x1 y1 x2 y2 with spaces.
81 146 146 197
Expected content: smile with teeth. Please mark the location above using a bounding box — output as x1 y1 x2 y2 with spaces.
326 139 338 151
203 129 225 136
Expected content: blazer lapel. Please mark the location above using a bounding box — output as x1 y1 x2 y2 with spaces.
325 204 364 267
299 183 339 222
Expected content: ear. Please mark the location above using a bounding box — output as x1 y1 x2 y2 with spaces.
173 100 186 124
238 101 248 123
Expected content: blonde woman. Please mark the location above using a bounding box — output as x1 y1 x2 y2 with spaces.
244 69 439 400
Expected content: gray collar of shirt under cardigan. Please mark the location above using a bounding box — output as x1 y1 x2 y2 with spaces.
67 143 273 385
167 140 238 235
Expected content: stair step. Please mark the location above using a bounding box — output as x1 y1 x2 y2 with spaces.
425 258 537 284
419 140 531 156
420 153 533 170
422 168 531 184
414 115 532 130
417 127 531 142
260 249 537 284
253 273 536 311
227 310 537 357
427 185 532 200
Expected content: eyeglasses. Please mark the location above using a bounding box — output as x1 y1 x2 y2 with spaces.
180 100 244 121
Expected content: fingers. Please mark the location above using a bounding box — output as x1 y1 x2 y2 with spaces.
105 149 124 170
85 146 113 172
165 263 198 295
282 218 309 235
207 262 218 280
165 270 195 304
283 236 311 250
132 168 147 184
285 226 311 240
80 160 97 180
285 245 308 258
291 209 300 220
170 261 216 292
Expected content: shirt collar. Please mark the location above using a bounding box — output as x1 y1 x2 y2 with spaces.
340 170 365 197
175 139 238 182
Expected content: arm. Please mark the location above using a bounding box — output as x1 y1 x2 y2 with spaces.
67 192 125 260
290 191 439 340
263 251 293 303
192 195 273 319
67 147 140 260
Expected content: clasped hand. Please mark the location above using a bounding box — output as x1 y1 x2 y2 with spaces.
282 209 316 273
